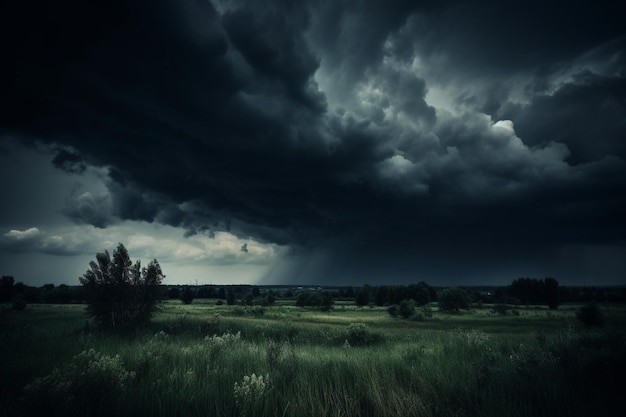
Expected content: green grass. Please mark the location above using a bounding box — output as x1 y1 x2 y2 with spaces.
1 301 625 417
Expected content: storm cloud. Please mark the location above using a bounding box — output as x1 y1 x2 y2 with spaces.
1 0 625 285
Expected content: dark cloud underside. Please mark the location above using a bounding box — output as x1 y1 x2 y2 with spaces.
1 0 625 284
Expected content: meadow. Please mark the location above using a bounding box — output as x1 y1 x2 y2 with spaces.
1 300 625 417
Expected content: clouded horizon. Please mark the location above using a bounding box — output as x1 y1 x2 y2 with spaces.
1 0 625 287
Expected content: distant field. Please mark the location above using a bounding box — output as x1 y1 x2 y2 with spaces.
1 301 625 417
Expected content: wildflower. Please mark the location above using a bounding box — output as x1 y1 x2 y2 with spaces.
233 373 270 411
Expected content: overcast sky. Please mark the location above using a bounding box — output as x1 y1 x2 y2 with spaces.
1 0 625 287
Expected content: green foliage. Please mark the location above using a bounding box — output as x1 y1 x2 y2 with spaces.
251 306 266 317
266 340 283 367
438 287 471 312
23 349 135 417
343 323 383 347
11 293 26 310
491 304 509 315
509 277 560 308
79 243 164 330
226 289 236 305
233 373 270 415
0 275 15 302
410 311 426 321
576 303 604 326
398 299 415 318
296 291 334 310
355 285 371 306
4 301 626 417
544 277 560 309
180 286 195 305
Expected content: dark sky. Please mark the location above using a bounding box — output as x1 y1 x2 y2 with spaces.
1 0 625 286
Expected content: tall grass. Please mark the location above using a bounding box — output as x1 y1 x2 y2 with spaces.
1 302 625 417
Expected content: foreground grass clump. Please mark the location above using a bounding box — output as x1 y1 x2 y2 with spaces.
1 302 625 417
23 349 135 417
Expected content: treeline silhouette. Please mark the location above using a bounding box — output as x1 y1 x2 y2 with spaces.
2 275 625 308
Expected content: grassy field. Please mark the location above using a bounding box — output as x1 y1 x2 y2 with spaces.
1 300 625 417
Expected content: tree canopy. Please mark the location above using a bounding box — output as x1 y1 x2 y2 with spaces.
79 243 164 329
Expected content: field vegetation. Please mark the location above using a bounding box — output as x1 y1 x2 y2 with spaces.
1 298 625 417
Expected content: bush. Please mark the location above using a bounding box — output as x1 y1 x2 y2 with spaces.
491 304 509 315
344 323 383 346
79 243 164 330
251 306 266 317
438 287 471 312
24 349 135 416
576 303 604 326
233 373 270 415
399 299 416 318
410 311 426 321
180 286 195 304
11 294 26 310
387 305 398 317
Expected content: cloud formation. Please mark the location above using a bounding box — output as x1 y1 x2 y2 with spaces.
1 0 625 284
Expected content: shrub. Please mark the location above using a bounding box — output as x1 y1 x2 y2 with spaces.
576 303 604 326
180 286 195 304
491 304 509 315
205 330 242 349
344 323 383 346
387 305 398 317
11 294 26 310
24 349 135 416
399 299 416 318
410 311 426 321
233 373 270 415
296 291 334 310
438 287 470 312
79 243 164 330
251 306 266 317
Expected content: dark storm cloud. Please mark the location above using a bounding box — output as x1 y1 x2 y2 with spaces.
2 0 625 284
498 71 626 164
63 191 114 228
52 148 87 174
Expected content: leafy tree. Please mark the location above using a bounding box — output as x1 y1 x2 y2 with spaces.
0 275 15 302
438 287 470 312
79 243 164 330
243 293 254 306
168 287 181 299
11 293 26 310
226 289 235 305
544 277 560 309
295 291 333 310
374 285 389 306
180 286 195 304
409 282 431 306
398 299 416 318
576 303 604 326
355 285 371 307
320 291 334 311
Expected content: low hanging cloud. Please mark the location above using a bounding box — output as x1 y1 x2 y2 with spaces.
2 227 84 256
2 0 625 284
2 224 283 268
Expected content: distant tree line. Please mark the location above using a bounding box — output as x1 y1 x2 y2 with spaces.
3 274 626 311
354 278 626 316
353 282 438 307
296 290 334 311
1 276 86 306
